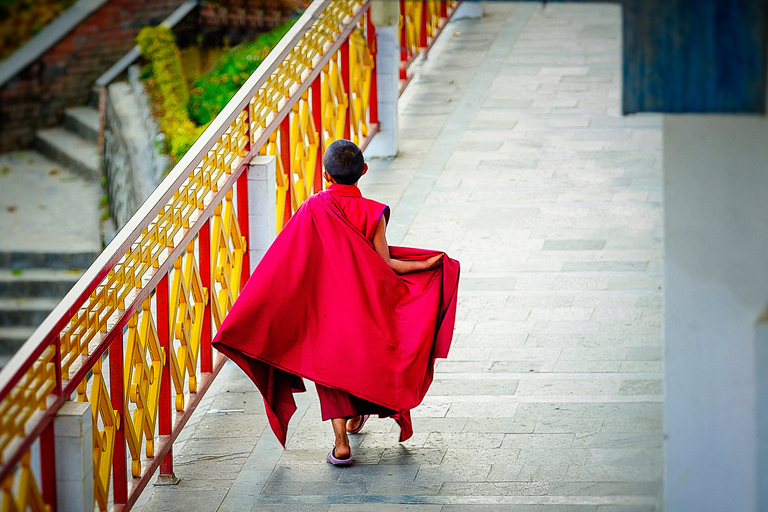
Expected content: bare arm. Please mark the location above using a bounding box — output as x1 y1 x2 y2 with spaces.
373 217 442 274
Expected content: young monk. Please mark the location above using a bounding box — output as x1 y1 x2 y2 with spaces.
212 139 460 465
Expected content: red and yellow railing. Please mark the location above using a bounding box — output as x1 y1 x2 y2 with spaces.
0 0 377 510
0 1 459 510
399 0 458 91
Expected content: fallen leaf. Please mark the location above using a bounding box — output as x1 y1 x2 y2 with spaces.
1 166 9 175
7 205 17 212
49 169 59 175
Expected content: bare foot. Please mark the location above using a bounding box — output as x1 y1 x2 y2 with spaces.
333 443 350 460
331 418 351 460
346 415 364 433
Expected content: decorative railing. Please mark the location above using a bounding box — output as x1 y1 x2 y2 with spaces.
0 0 460 510
399 0 458 90
0 0 377 509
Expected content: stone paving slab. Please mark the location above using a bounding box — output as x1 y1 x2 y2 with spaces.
0 151 101 253
136 2 662 511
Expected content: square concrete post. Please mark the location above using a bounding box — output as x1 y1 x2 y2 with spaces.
664 112 768 512
54 401 94 512
363 2 399 158
247 156 277 270
453 2 483 19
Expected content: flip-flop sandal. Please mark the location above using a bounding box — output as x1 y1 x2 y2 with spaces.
326 447 353 466
346 414 370 434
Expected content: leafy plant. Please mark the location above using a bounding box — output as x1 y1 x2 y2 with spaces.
137 18 297 163
137 26 204 162
188 20 295 125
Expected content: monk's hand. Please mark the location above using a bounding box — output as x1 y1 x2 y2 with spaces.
423 253 443 270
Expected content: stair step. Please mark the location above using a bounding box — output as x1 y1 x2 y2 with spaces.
34 128 101 182
64 107 99 145
0 298 59 327
0 326 36 354
0 251 98 270
0 268 83 298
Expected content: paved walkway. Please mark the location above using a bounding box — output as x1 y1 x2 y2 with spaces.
136 3 663 511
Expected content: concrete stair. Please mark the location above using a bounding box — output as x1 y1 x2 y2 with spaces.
0 108 102 371
34 107 101 182
64 106 99 145
0 255 94 370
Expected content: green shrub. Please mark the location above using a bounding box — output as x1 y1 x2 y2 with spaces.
137 26 204 162
188 20 295 126
137 19 296 162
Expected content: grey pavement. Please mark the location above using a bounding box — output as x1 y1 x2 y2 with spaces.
136 3 662 511
0 151 101 254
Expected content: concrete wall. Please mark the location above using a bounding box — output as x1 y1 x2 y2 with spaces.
103 66 169 228
663 111 768 510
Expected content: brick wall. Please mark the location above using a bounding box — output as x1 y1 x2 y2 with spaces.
198 0 299 31
0 0 186 153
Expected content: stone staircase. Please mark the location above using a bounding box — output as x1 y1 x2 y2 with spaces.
0 106 103 370
0 257 92 369
35 107 101 181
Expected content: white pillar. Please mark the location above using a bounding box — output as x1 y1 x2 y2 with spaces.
364 1 399 158
663 111 768 511
247 156 277 270
453 2 482 19
54 401 93 512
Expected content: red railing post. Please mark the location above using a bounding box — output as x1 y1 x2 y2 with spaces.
279 116 292 227
156 275 178 484
109 334 128 505
238 103 251 286
341 39 351 140
41 335 61 509
399 1 408 80
40 421 57 511
236 172 250 289
367 12 379 126
420 1 428 49
311 75 324 193
440 0 447 19
200 220 212 374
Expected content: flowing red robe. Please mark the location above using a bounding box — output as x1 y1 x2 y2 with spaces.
212 188 460 446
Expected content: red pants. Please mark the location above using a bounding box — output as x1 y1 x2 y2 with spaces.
315 383 396 421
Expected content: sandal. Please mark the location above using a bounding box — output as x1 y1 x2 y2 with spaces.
346 414 370 434
326 447 353 466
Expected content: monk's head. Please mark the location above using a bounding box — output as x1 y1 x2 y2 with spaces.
323 139 367 185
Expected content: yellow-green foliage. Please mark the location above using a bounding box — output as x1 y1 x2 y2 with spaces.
137 26 203 162
0 0 77 60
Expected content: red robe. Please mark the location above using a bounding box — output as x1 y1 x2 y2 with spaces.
212 188 460 446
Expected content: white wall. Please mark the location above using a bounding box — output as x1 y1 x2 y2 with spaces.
663 112 768 511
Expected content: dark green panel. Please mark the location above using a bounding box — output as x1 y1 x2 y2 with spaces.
622 0 767 113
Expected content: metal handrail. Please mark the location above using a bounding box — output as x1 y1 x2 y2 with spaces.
0 0 377 509
0 0 460 509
